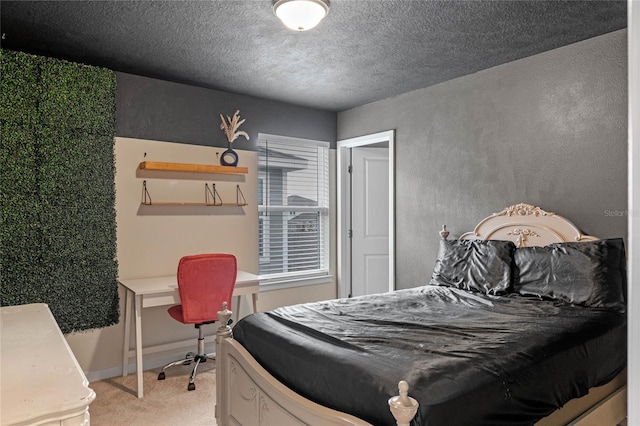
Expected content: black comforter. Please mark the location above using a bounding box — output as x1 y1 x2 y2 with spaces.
233 286 626 426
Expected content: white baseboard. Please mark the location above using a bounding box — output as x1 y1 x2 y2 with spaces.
85 341 217 383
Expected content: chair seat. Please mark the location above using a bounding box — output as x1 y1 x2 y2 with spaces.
168 304 218 325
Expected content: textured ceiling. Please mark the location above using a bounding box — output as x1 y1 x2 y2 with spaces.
0 1 627 112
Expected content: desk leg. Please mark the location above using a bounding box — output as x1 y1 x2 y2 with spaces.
233 295 240 325
122 289 133 377
134 294 144 398
232 294 257 324
251 293 258 314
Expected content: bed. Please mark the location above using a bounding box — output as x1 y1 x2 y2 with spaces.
215 203 627 426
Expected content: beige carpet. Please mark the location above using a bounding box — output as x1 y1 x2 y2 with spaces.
89 361 217 426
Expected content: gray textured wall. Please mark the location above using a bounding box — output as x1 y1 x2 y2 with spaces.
338 30 628 290
116 73 337 149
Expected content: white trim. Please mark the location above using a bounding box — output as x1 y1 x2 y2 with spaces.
258 132 330 148
628 2 639 425
85 340 217 382
337 130 395 298
259 273 334 291
258 205 329 213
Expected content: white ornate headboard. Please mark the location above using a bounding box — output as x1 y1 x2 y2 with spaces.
448 203 599 247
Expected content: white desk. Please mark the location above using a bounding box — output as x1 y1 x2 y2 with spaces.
119 270 259 398
1 303 96 426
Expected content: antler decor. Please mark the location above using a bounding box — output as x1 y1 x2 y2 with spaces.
220 110 249 144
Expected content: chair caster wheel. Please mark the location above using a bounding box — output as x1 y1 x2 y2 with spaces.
188 383 195 391
158 372 166 380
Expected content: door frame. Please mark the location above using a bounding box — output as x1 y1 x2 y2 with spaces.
628 1 639 422
337 130 395 298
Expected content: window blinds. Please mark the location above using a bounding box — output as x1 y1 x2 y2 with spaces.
258 135 329 277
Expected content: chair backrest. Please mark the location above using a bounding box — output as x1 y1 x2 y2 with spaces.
176 253 237 324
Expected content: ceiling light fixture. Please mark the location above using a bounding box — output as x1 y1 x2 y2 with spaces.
272 0 329 31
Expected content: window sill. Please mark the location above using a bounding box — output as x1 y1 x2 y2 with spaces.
259 273 334 292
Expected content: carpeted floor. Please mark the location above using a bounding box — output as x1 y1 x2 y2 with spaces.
89 361 217 426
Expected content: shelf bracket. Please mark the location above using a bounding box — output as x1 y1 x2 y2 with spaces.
205 183 223 206
236 185 247 206
142 180 152 205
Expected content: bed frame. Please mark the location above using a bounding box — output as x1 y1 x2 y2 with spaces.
215 203 627 426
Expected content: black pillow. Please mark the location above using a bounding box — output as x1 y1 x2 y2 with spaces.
514 238 626 312
430 239 516 295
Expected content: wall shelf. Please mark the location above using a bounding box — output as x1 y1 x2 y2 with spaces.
139 161 248 175
140 202 249 207
141 181 248 207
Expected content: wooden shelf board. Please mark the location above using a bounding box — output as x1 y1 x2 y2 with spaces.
139 161 248 174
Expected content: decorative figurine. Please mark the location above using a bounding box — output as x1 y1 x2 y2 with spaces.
219 110 249 166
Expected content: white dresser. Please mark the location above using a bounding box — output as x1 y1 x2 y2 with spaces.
1 303 95 426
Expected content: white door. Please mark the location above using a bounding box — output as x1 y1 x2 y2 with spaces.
350 146 389 296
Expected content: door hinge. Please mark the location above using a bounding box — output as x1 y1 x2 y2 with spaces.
348 165 353 173
348 229 352 238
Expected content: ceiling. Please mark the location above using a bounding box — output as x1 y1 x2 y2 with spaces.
1 1 627 112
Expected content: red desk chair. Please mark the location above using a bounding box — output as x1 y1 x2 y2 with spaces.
157 253 237 391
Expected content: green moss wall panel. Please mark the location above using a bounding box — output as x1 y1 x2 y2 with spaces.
1 49 118 333
0 122 41 304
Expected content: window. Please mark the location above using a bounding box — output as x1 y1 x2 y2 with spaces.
258 134 330 281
